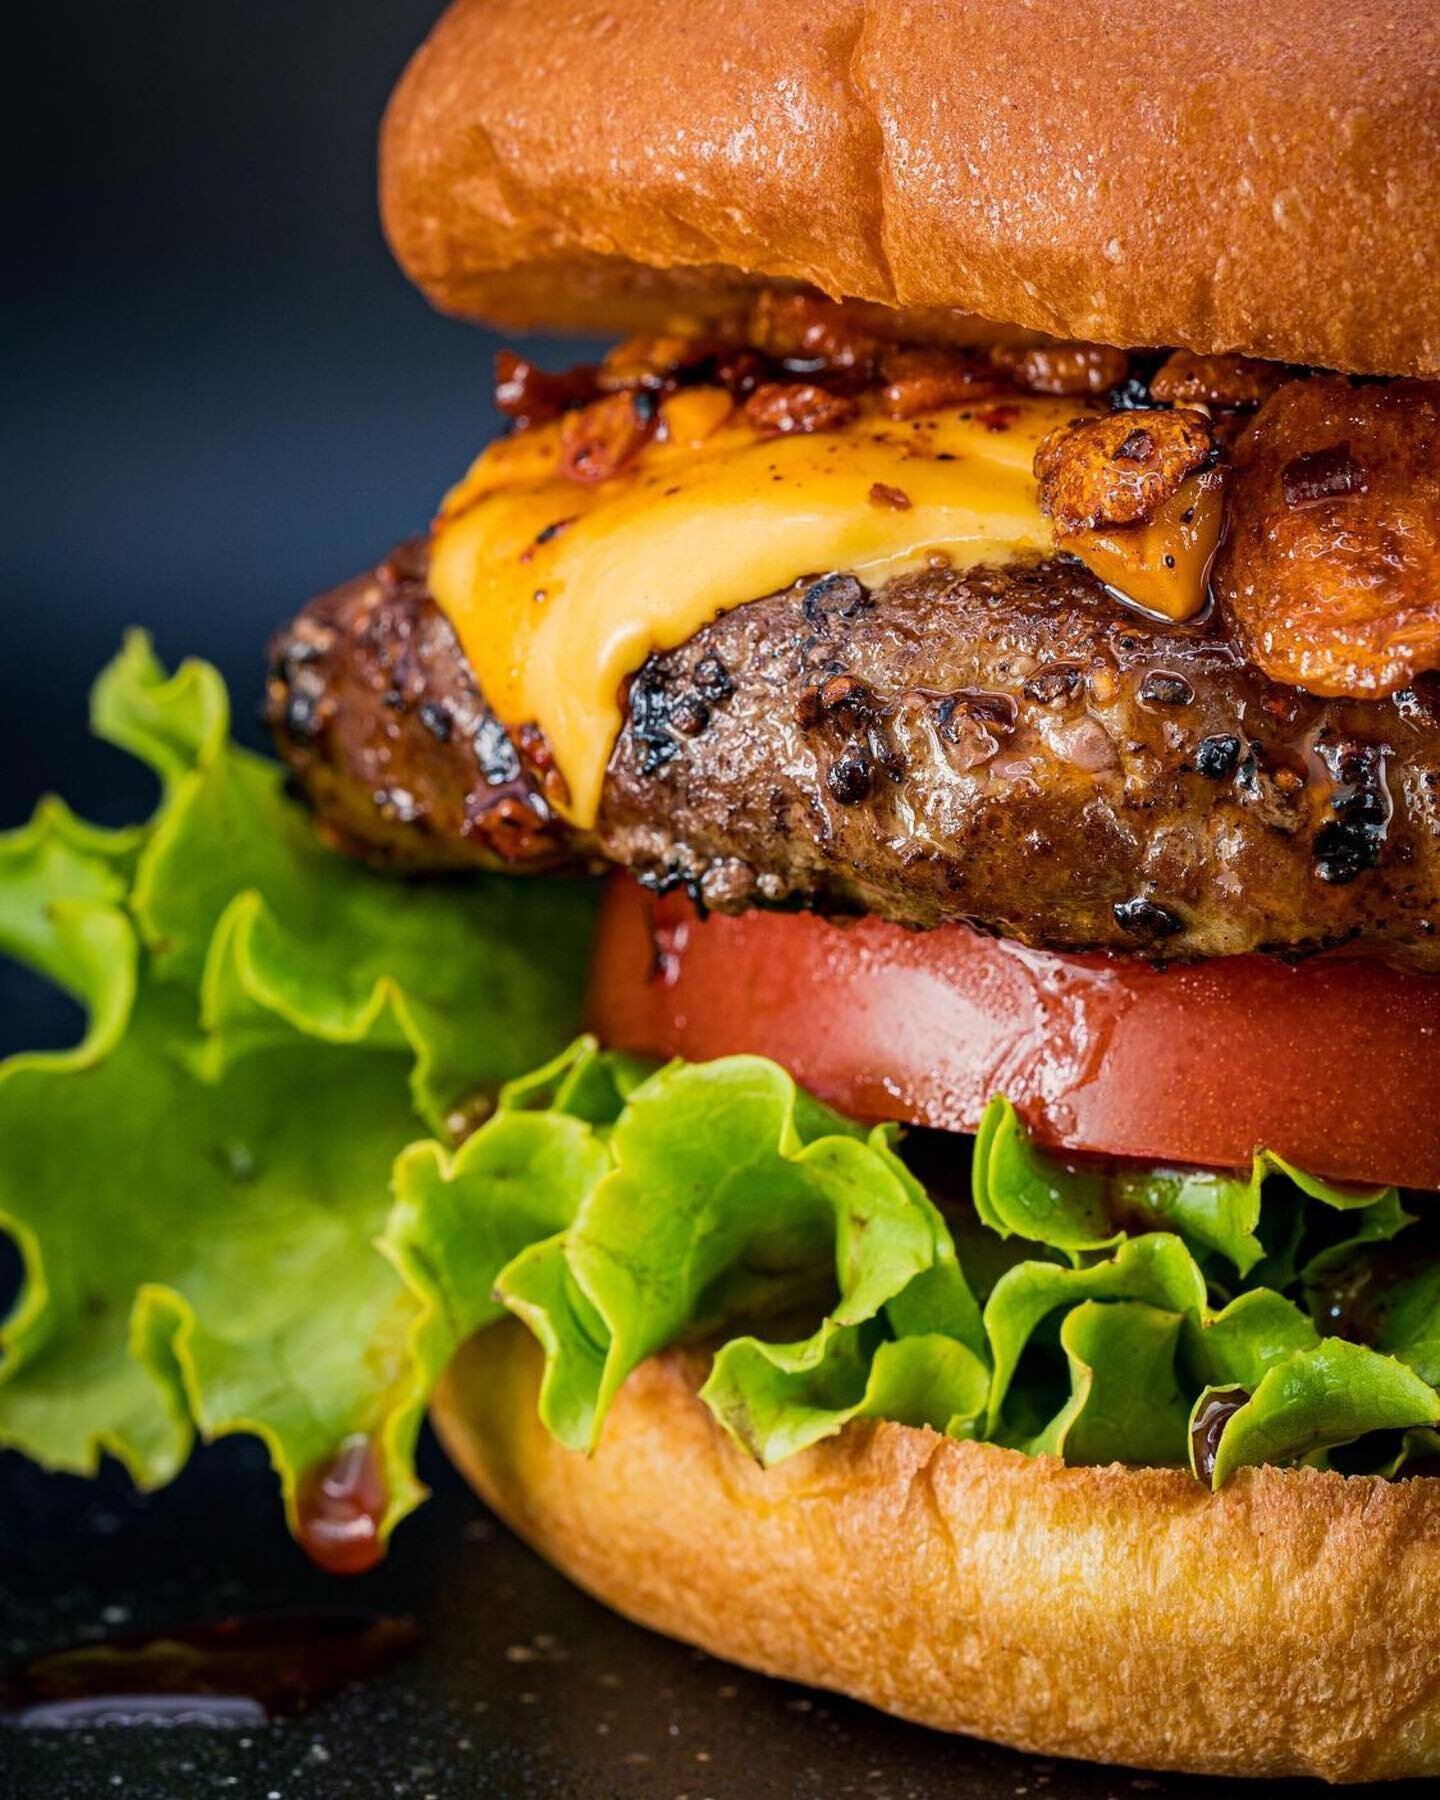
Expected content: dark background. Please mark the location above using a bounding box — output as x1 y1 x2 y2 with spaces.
4 0 570 1054
0 6 1393 1795
5 0 552 846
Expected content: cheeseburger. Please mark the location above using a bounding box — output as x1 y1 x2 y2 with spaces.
5 0 1440 1783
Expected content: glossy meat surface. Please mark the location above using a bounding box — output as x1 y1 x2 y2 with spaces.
268 543 1440 966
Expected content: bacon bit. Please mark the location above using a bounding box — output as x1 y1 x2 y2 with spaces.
746 290 883 372
743 382 858 437
992 341 1129 397
711 348 770 400
557 390 659 483
1215 377 1440 697
869 481 912 510
1150 350 1289 409
1282 443 1368 507
1035 408 1216 534
494 350 600 427
879 346 1004 418
597 331 718 392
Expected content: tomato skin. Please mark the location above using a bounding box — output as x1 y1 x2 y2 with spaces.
587 877 1440 1191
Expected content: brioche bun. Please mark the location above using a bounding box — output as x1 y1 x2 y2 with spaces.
381 0 1440 376
433 1322 1440 1784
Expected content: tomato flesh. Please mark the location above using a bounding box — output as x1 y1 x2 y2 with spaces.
587 878 1440 1191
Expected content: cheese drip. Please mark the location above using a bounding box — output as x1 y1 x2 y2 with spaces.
429 391 1085 826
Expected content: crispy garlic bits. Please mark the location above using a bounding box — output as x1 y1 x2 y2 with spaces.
1035 410 1218 534
488 294 1440 702
1217 379 1440 697
1148 351 1290 410
1034 410 1222 620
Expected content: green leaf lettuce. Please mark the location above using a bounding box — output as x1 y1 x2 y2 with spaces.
5 642 1440 1566
0 639 596 1539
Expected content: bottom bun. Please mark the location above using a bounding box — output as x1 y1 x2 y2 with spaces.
432 1322 1440 1783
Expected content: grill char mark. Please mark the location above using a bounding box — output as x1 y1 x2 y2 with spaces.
267 541 1440 969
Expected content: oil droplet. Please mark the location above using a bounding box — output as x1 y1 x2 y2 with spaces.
1 1610 418 1728
295 1434 387 1575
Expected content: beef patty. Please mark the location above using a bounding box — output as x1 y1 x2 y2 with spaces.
267 541 1440 967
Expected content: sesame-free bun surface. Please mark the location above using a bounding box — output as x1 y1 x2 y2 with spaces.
381 0 1440 376
433 1323 1440 1784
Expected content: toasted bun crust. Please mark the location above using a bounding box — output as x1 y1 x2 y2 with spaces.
433 1323 1440 1783
381 0 1440 376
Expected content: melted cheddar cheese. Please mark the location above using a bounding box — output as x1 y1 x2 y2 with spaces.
430 390 1090 825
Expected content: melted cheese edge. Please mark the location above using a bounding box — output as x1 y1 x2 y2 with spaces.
429 392 1087 826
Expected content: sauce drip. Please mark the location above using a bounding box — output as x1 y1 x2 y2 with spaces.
1190 1387 1251 1484
1 1610 418 1729
295 1433 387 1575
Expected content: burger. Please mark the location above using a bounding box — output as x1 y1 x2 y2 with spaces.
4 0 1440 1782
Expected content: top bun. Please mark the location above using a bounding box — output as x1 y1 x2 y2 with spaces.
381 0 1440 377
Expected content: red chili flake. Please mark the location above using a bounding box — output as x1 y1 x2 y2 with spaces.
1281 443 1368 507
743 383 858 437
869 481 912 510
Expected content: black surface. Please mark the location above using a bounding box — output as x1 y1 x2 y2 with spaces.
1 1438 1394 1800
0 4 1410 1796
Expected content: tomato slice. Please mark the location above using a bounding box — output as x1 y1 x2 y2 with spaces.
587 877 1440 1191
